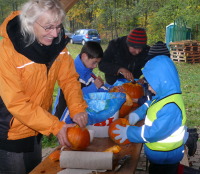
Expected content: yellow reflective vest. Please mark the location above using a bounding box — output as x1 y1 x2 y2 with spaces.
145 94 186 151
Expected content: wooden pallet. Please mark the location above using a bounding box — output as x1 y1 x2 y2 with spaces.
170 40 200 63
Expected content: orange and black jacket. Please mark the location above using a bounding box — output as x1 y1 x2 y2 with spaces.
0 11 87 152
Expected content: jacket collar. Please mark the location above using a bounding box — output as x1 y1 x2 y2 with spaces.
74 54 92 77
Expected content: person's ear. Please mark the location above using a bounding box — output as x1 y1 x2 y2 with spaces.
81 53 88 61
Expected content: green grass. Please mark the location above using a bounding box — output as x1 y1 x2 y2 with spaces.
42 43 200 147
42 135 59 148
175 62 200 128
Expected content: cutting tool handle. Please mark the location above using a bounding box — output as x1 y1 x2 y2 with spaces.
91 74 109 90
91 74 97 79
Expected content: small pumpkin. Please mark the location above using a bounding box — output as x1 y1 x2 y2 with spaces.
103 145 122 153
49 150 60 161
108 118 131 145
67 125 90 151
110 86 133 118
122 82 144 107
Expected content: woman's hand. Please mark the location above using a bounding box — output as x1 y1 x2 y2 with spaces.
56 123 75 147
72 112 88 128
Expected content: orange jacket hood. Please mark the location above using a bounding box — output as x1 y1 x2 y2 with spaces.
0 11 20 39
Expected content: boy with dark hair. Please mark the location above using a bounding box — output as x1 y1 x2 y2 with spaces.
76 41 108 93
53 41 108 119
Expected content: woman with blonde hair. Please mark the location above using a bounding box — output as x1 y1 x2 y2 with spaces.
0 0 88 173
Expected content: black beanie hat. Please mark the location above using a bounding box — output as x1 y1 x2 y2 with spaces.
147 41 170 60
126 28 147 48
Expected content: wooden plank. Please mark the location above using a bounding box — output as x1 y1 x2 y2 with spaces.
171 51 185 55
170 56 186 62
170 40 200 46
187 59 200 63
59 0 80 12
30 138 142 174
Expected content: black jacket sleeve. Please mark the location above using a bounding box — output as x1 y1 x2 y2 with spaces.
99 37 128 84
99 39 121 75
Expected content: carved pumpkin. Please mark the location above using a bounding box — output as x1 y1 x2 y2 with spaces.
67 125 90 151
122 82 144 107
119 93 133 117
110 86 133 118
108 118 131 145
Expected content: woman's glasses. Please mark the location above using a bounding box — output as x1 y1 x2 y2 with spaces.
36 21 62 32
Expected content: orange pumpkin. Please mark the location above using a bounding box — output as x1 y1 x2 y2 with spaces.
119 93 133 117
67 125 90 151
108 118 131 145
103 145 121 153
110 86 133 118
48 149 60 161
122 82 144 107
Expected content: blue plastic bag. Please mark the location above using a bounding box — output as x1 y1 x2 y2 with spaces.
104 78 139 90
60 92 126 125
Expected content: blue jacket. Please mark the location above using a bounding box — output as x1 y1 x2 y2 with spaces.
127 55 186 164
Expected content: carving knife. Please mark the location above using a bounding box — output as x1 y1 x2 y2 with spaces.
114 154 131 172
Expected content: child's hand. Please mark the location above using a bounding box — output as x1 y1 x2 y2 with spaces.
94 76 104 89
113 124 129 143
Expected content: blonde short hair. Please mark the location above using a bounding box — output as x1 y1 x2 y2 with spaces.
20 0 66 46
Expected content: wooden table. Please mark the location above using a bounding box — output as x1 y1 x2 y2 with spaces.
30 137 142 174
